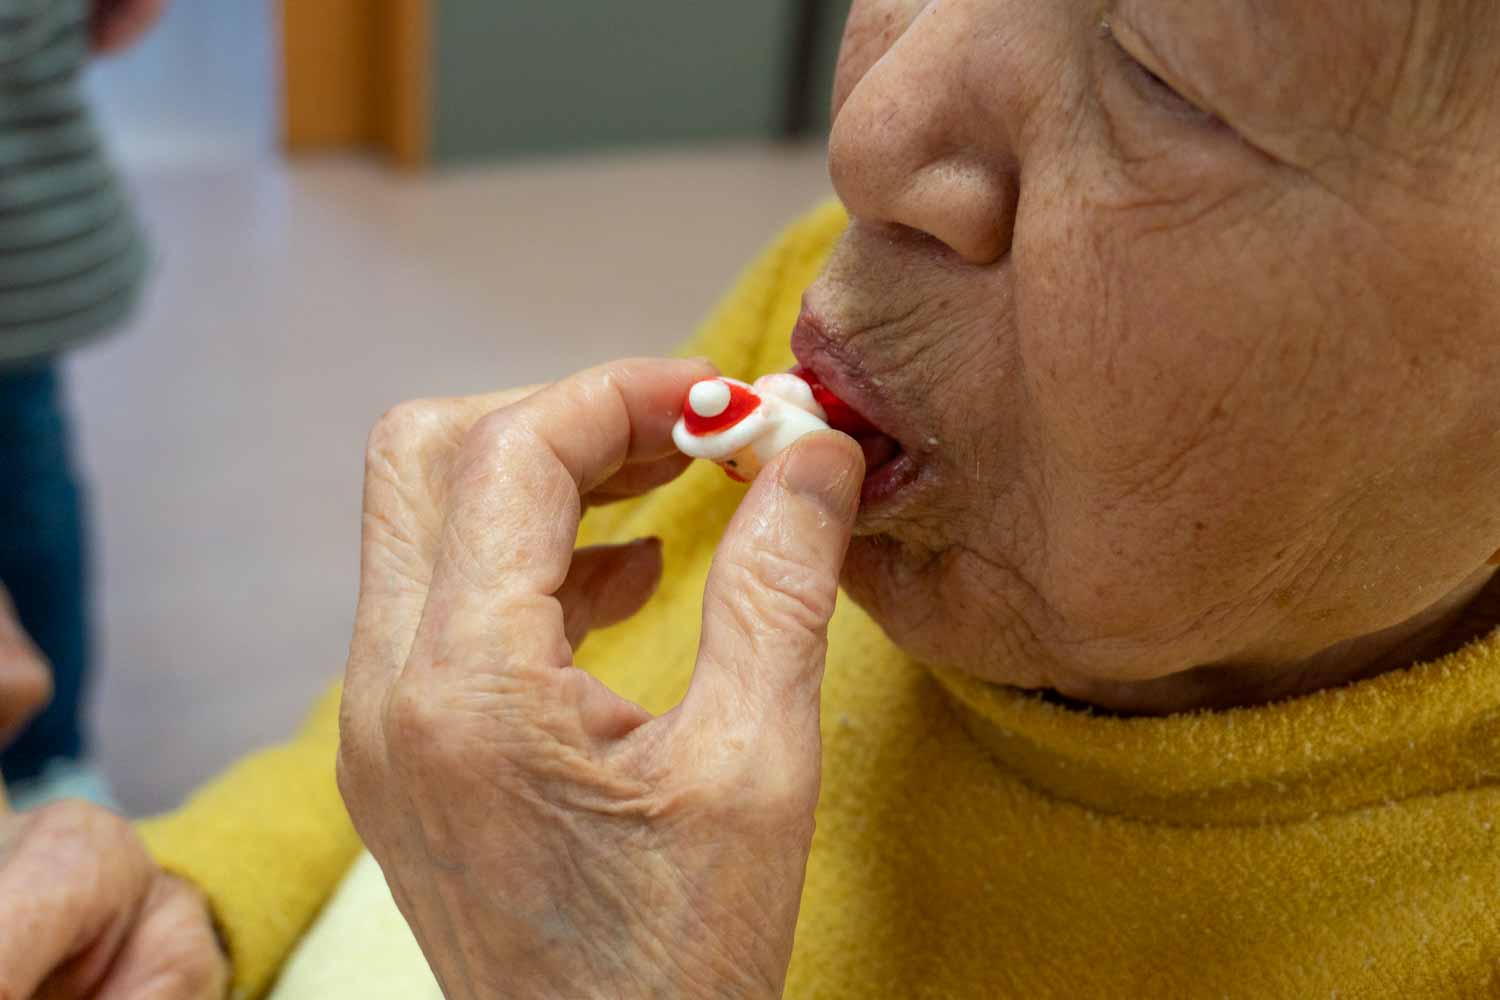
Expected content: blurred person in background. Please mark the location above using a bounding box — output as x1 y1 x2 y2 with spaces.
0 0 165 806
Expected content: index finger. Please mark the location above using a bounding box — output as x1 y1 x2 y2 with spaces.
408 357 714 676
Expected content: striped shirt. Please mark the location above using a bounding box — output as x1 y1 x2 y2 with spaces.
0 0 147 367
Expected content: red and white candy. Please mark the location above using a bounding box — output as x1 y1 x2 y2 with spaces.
673 373 833 482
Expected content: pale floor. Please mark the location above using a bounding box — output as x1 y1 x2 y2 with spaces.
68 145 834 815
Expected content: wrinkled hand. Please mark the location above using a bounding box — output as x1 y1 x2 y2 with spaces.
90 0 169 54
0 590 224 999
0 585 50 750
338 359 864 999
0 801 227 999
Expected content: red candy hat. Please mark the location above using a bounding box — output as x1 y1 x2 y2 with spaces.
673 378 774 462
681 378 761 436
790 367 877 436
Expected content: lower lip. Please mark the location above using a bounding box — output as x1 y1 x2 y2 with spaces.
860 448 920 507
792 313 923 508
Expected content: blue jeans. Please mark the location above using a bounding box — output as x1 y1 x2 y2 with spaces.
0 362 90 783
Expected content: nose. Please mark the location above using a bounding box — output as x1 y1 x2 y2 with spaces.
828 1 1022 267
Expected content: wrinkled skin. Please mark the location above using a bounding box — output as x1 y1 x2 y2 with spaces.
0 591 226 1000
338 361 865 999
0 802 227 1000
814 0 1500 712
343 4 1500 995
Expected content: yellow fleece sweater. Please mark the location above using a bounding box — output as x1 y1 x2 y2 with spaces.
144 202 1500 999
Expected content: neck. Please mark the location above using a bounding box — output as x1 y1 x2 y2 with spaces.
1058 565 1500 717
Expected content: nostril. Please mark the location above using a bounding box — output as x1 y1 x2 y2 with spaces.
834 140 1019 268
899 161 1019 267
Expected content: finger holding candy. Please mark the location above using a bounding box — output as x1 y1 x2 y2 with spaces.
673 372 851 482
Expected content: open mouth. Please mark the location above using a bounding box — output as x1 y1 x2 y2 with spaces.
855 434 917 507
857 432 902 472
791 364 914 506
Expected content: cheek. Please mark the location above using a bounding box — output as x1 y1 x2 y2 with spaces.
1015 174 1293 501
831 0 929 118
1003 179 1349 649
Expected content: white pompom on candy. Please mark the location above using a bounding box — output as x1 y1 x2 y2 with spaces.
688 379 732 418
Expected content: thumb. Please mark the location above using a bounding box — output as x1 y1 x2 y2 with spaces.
687 431 863 733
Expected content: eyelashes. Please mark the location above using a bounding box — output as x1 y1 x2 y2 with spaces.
1098 15 1221 126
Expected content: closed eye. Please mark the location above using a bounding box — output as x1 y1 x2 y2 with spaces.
1100 16 1222 127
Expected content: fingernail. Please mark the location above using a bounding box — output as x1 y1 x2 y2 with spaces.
782 433 861 516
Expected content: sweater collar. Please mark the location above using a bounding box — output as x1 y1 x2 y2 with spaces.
929 628 1500 826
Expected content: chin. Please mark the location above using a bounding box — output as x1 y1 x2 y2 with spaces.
839 532 1057 691
840 534 939 653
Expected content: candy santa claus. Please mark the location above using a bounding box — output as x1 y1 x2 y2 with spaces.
672 373 834 483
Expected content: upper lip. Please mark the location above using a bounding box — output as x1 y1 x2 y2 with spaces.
790 305 908 449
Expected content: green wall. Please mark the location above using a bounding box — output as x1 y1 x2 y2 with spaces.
807 0 853 134
432 2 802 162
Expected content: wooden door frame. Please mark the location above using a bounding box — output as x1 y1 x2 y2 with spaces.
280 0 431 167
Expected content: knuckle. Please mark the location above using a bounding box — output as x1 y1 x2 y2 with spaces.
382 681 494 801
334 745 376 820
720 546 838 637
669 760 815 834
569 365 626 413
148 880 228 998
176 937 228 993
158 956 224 1000
48 801 143 869
156 873 199 910
365 399 444 472
336 707 374 783
385 682 447 759
92 806 139 856
18 802 135 910
33 799 108 849
465 406 524 458
448 408 533 497
746 764 818 824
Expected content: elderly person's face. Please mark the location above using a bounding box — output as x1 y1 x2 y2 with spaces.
804 0 1500 709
